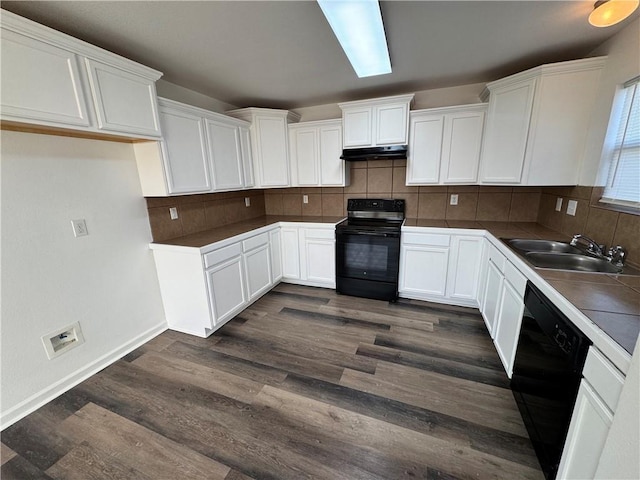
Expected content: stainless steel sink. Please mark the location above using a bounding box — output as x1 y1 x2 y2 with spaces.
508 239 583 254
524 252 623 274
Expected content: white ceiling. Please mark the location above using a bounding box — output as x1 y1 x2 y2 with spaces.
2 1 637 109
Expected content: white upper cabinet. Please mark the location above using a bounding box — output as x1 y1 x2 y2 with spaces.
227 108 301 188
289 120 348 187
134 98 253 196
339 94 414 148
158 103 211 194
1 28 91 127
0 10 162 139
205 118 244 191
407 104 486 185
84 59 161 137
479 57 605 185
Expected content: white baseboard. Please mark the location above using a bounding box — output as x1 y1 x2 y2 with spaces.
0 321 167 430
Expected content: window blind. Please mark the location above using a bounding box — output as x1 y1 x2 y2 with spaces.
601 78 640 208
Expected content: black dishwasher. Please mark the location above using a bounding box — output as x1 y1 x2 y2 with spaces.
511 282 591 480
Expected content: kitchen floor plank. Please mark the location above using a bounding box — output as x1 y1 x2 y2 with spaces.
4 286 543 480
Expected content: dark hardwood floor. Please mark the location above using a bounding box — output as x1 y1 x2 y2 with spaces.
1 283 544 479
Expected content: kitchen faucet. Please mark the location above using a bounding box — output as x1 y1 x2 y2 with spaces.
570 234 627 267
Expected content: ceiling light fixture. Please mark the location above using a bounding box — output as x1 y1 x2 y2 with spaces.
588 0 639 27
317 0 392 78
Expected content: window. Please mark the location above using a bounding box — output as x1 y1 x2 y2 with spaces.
601 77 640 209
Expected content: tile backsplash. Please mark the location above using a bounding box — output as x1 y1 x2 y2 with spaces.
146 167 637 266
264 161 542 222
537 186 639 266
146 190 266 242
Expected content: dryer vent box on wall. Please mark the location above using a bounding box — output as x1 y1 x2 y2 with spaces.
42 322 85 359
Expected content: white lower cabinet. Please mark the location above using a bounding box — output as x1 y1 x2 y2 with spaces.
205 244 248 328
399 230 483 307
151 226 281 337
280 224 336 288
479 241 526 377
557 347 625 480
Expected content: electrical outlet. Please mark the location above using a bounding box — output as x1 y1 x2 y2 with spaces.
71 219 88 237
244 197 251 207
42 322 85 359
450 194 459 206
555 197 563 212
169 207 178 220
303 195 309 204
566 200 578 216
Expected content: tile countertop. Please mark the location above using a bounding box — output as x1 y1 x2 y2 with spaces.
153 217 639 367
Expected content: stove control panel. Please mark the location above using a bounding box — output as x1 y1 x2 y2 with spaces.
347 198 405 213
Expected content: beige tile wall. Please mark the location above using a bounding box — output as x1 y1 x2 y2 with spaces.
146 190 265 242
537 186 640 265
264 160 542 222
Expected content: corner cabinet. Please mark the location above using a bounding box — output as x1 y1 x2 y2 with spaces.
339 94 414 148
151 226 280 337
406 104 486 185
133 98 253 196
479 57 605 185
280 224 336 289
399 229 484 307
289 120 349 187
0 10 162 139
227 108 300 188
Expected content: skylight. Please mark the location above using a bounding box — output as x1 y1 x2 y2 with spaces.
317 0 392 78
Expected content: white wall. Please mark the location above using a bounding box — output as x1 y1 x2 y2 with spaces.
579 17 640 185
292 83 485 122
0 131 166 428
156 79 238 113
595 336 640 479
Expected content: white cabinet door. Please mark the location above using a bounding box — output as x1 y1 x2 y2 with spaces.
206 254 247 327
255 115 291 187
281 227 301 280
399 246 449 297
481 260 503 337
244 244 272 302
205 118 244 191
85 59 161 137
406 114 443 185
291 127 319 186
480 78 536 183
342 107 372 147
446 235 483 303
0 29 91 127
494 280 525 377
557 381 613 480
159 106 212 194
239 126 255 188
376 103 409 145
304 239 335 286
441 110 485 183
269 228 283 283
319 123 345 186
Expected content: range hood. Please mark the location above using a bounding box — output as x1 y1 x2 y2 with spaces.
340 145 408 161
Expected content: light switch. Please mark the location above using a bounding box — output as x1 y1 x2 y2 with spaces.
566 200 578 216
169 207 178 220
245 197 251 207
303 195 309 204
555 197 563 212
450 194 459 206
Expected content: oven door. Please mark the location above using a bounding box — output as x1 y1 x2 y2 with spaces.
336 229 400 284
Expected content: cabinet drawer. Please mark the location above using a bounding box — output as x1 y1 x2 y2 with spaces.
504 261 526 296
583 347 625 412
304 228 335 240
203 243 242 269
403 232 450 247
243 232 269 252
487 243 506 272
